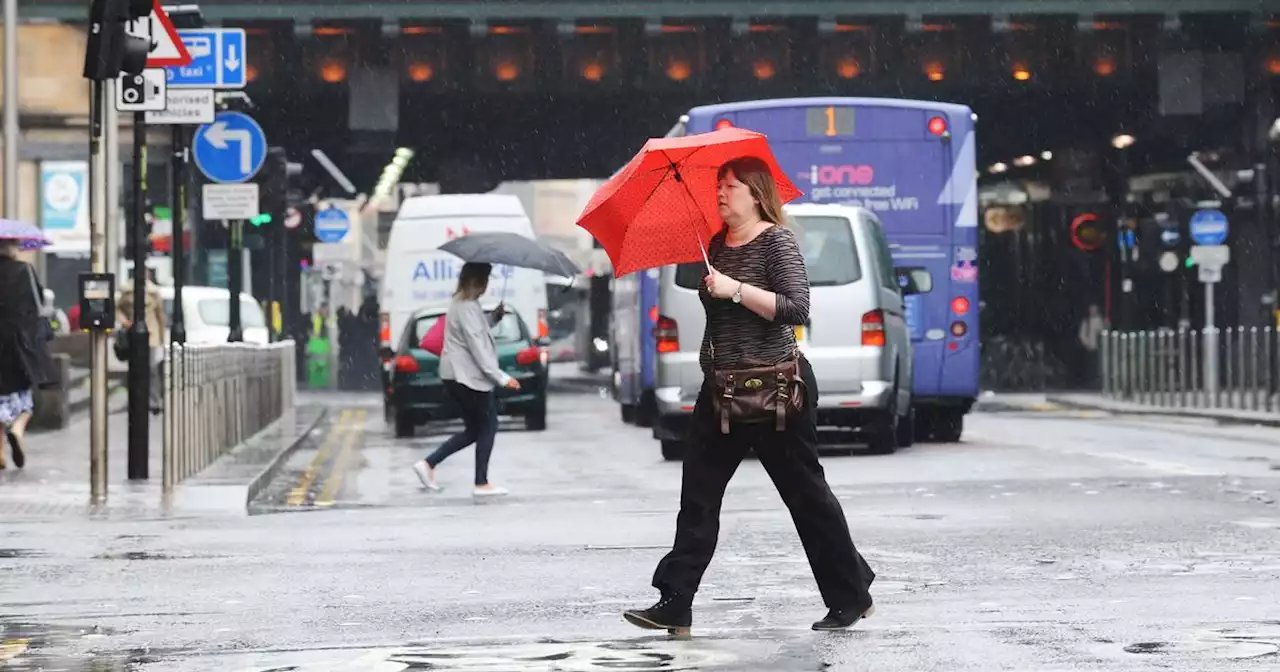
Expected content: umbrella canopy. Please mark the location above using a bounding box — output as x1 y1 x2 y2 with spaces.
437 232 581 278
0 218 52 250
574 127 802 277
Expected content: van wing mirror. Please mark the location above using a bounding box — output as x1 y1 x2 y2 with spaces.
895 268 933 296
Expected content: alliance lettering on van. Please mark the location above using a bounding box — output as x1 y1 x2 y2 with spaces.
409 259 517 303
800 164 922 213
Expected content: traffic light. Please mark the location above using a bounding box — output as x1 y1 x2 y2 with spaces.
83 0 153 81
250 213 273 227
1070 213 1105 252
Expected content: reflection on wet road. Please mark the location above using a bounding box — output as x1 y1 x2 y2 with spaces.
2 390 1279 671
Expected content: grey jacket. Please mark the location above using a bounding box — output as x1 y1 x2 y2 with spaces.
439 298 512 392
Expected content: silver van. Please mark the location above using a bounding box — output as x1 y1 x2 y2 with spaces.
650 204 929 459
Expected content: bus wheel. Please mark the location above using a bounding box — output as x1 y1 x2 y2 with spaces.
936 411 964 443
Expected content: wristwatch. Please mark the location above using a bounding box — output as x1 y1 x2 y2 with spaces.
731 282 743 304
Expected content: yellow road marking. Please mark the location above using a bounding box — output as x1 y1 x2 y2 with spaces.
314 409 366 507
0 639 30 662
285 409 351 506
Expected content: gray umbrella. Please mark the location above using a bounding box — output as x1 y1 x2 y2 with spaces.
437 232 581 278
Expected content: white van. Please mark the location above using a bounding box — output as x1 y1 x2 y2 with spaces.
379 194 550 357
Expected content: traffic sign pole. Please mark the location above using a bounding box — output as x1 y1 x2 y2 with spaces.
228 219 244 343
171 124 188 345
128 111 151 481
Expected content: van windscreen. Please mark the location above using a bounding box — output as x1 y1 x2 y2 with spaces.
674 217 861 289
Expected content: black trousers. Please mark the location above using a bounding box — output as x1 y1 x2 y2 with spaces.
651 357 876 611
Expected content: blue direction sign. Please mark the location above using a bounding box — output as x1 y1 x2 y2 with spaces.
1189 209 1229 246
192 112 267 184
314 207 351 243
165 29 247 89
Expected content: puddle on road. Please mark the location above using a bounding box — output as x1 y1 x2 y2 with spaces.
0 619 160 671
0 549 46 559
1105 622 1280 661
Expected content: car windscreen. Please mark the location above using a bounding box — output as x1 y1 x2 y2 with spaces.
674 217 862 289
196 297 266 328
410 311 527 349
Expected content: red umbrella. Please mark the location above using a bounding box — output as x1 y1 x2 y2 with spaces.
576 127 802 277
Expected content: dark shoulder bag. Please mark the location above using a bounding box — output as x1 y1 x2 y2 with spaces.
705 237 807 435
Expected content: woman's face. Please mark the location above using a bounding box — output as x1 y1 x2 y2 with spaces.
717 170 758 224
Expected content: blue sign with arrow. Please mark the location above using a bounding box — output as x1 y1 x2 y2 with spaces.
1189 209 1229 246
193 111 267 184
166 29 248 89
314 207 351 243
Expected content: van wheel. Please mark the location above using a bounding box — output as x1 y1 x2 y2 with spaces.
620 404 636 424
394 410 416 438
895 405 916 448
636 392 656 428
661 440 685 461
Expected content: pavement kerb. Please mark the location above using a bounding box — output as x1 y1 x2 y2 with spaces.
1044 394 1280 428
244 407 329 508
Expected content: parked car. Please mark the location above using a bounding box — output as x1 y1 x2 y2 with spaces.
386 300 550 437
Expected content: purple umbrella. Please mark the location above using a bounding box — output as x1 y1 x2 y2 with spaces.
0 218 52 249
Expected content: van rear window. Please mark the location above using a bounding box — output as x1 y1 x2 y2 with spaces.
674 217 861 289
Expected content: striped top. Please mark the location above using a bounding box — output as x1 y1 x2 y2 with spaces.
699 224 811 372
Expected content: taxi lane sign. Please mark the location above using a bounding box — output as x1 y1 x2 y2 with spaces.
166 29 248 89
146 89 216 125
313 207 351 243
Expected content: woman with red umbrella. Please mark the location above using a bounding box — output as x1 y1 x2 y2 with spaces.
614 155 877 635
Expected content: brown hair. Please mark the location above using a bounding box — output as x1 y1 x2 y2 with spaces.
717 156 787 226
454 262 491 301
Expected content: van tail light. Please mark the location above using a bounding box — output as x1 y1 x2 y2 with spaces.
536 309 549 340
394 355 419 373
950 321 968 338
862 310 886 347
951 297 970 315
516 346 542 367
654 315 679 353
379 312 391 347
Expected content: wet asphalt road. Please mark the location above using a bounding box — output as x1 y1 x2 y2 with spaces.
2 388 1280 671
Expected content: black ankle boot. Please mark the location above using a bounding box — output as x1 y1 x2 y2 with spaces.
623 593 692 635
811 603 875 631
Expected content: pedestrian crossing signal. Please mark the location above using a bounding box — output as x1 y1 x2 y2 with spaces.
250 213 272 227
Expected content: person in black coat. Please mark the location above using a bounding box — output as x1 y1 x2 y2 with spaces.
0 240 54 469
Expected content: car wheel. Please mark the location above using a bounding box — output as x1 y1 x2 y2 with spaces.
620 404 636 424
661 440 685 461
525 405 547 431
394 410 416 438
895 405 916 448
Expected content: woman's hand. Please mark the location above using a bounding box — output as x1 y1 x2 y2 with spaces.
704 266 741 300
505 378 522 391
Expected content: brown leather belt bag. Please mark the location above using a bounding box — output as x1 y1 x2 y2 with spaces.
709 349 806 435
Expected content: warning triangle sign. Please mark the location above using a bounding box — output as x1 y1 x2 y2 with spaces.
145 1 193 68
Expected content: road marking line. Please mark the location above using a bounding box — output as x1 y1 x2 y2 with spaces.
285 409 351 507
0 639 30 662
315 409 366 507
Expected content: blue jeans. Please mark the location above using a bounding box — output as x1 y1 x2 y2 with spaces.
426 380 498 486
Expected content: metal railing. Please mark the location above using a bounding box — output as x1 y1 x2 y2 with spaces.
1100 327 1280 412
161 341 298 492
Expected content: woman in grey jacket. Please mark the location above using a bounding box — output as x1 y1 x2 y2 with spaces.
412 262 520 497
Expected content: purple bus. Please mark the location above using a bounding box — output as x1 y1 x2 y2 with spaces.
612 97 978 442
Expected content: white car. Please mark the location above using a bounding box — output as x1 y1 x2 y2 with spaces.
109 285 267 371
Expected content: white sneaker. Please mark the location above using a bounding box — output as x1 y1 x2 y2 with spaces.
412 461 441 491
473 484 509 498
